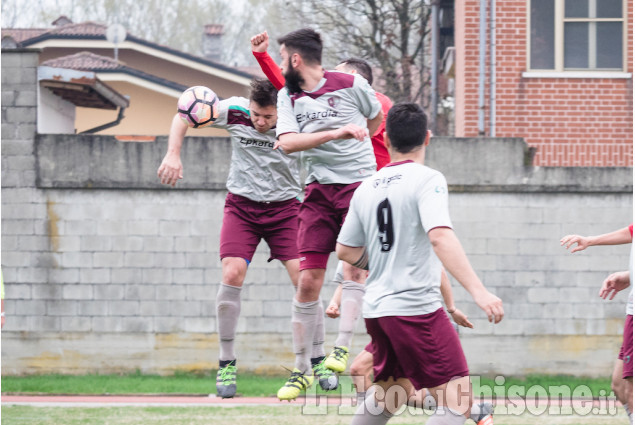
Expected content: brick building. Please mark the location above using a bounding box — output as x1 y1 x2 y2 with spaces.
454 0 633 166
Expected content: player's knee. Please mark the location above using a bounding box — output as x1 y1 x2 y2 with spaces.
350 360 370 378
222 267 244 286
611 375 623 395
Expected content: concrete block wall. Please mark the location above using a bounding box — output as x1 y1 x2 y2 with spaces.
1 49 633 377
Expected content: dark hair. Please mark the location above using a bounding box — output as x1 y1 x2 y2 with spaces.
385 103 428 153
249 78 278 108
277 28 322 65
338 57 373 85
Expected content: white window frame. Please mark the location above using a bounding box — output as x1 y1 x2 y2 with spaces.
525 0 630 77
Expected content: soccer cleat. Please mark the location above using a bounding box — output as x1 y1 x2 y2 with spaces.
476 415 494 425
277 368 314 401
216 361 237 398
324 346 349 373
312 357 339 390
475 401 494 425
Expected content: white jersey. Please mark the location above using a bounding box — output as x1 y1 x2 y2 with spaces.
337 161 453 318
276 71 381 185
212 97 302 202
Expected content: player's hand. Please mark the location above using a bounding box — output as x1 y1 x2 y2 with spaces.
251 30 269 53
473 290 504 323
333 124 369 141
450 308 474 328
157 153 183 187
325 302 340 318
560 234 590 253
599 271 630 300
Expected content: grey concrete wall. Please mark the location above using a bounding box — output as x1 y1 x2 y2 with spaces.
2 49 633 377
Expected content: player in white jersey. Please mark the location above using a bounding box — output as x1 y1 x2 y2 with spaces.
158 79 302 399
337 103 503 425
272 28 384 400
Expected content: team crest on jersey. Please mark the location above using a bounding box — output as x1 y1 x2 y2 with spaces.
373 174 402 188
328 96 339 108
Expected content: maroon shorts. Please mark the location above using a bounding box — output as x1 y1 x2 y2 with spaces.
220 193 300 262
365 308 469 390
618 314 633 379
297 181 361 269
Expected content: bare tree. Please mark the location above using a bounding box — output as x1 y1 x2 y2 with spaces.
286 0 430 104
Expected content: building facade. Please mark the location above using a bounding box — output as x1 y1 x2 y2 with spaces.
454 0 633 166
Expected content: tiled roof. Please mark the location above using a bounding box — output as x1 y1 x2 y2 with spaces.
40 51 188 92
42 51 121 71
1 28 48 43
2 19 254 80
46 21 109 36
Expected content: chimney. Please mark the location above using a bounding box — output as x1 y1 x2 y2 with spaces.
52 15 73 26
202 24 223 62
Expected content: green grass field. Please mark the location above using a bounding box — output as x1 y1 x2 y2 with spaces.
1 405 629 425
0 372 615 397
1 373 626 425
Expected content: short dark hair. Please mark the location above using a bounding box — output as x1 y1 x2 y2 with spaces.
249 78 277 108
338 57 373 85
277 28 322 65
385 103 428 153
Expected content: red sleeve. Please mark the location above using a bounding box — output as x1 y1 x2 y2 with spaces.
629 224 633 237
252 51 285 91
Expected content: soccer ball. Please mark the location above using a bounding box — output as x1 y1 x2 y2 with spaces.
177 86 219 128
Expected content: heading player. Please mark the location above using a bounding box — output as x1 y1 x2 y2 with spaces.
158 79 302 399
272 27 384 401
250 30 394 380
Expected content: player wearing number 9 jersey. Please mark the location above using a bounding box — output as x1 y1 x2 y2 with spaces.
336 103 503 425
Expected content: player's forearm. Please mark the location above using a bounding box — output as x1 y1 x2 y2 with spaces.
429 227 487 298
589 227 632 246
439 268 455 310
252 51 285 91
366 110 383 137
277 131 337 153
330 284 343 307
336 243 368 270
167 114 188 155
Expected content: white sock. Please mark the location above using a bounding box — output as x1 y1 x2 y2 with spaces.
292 298 319 373
312 297 325 359
351 387 393 425
216 283 242 361
334 281 364 348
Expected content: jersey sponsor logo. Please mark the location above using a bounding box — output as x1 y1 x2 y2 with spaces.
372 174 402 188
296 109 339 123
239 137 274 149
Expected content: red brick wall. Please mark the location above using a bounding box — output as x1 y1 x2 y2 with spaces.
456 0 633 167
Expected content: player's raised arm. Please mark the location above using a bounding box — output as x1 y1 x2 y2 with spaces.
157 114 187 187
250 30 285 91
428 227 504 323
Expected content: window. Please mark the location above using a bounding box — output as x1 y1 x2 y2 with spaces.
529 0 625 71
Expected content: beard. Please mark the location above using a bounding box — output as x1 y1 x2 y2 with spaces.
284 58 305 94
